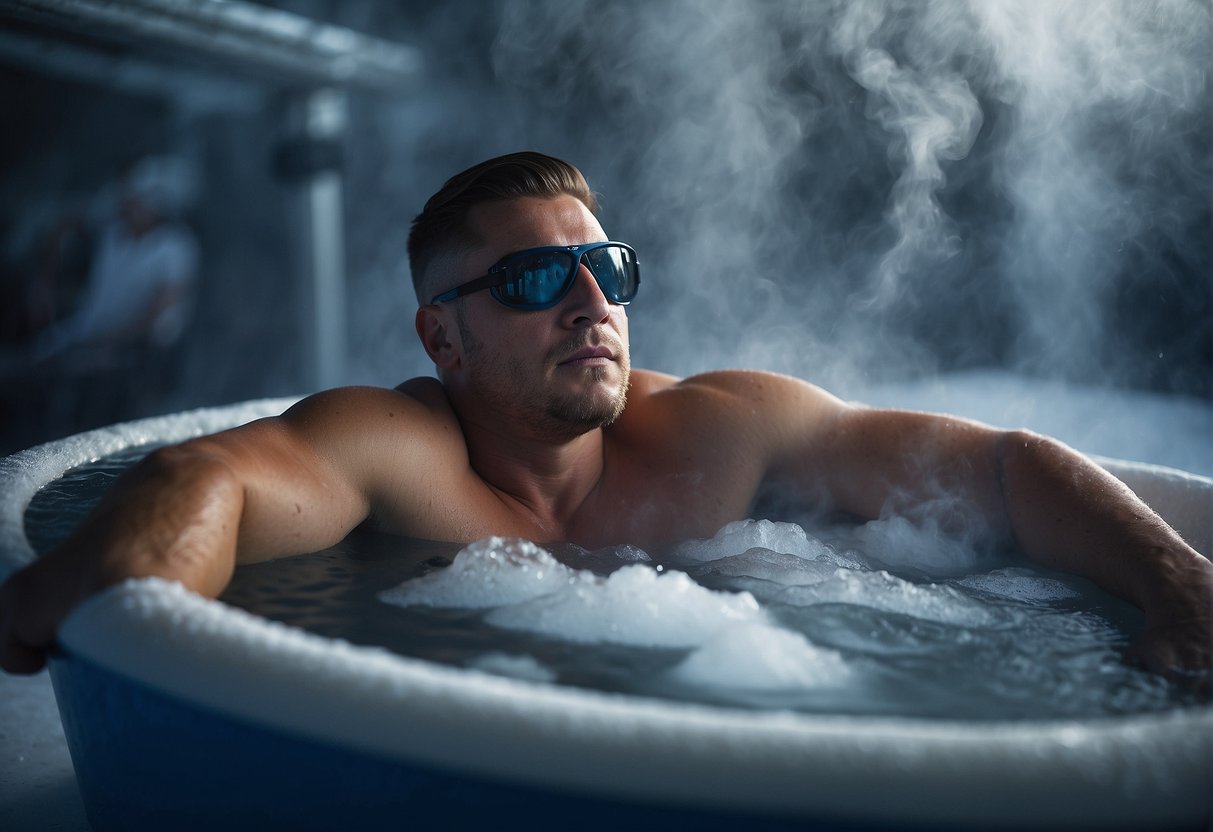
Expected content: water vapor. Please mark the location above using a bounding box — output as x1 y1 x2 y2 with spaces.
325 0 1209 400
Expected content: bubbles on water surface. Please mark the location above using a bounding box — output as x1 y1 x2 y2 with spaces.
373 519 1196 719
24 452 1204 720
380 536 767 649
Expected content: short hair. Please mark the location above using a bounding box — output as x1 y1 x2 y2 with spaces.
407 151 598 303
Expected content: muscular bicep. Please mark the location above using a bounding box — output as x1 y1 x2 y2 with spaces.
767 389 1008 532
184 387 429 563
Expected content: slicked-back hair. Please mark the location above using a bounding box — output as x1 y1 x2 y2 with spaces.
407 151 598 303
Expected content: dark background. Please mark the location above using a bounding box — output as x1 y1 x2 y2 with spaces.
1 0 1209 455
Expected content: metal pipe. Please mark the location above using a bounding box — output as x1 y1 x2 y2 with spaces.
287 87 349 391
0 26 264 113
0 0 421 89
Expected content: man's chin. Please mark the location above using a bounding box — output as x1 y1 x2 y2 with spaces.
547 374 629 432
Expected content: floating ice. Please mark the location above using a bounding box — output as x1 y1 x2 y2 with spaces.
668 623 853 691
366 516 1192 719
380 536 767 648
485 564 765 648
377 537 589 609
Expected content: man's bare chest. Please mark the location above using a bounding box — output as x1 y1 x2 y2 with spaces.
565 442 770 549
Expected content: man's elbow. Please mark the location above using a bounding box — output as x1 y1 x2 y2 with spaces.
133 440 243 497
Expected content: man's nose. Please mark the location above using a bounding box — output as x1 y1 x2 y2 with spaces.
559 262 612 326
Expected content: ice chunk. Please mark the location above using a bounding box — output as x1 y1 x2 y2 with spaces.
486 564 766 648
378 537 588 609
668 623 852 690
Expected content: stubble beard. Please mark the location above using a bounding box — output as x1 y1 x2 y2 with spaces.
457 311 630 440
545 361 630 433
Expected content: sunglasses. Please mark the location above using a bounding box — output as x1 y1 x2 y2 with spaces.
430 241 640 311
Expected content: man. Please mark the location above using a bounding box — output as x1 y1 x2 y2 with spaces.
1 151 1209 679
31 155 199 358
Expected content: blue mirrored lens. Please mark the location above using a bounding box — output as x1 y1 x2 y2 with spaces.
492 244 638 308
503 252 574 303
584 246 636 302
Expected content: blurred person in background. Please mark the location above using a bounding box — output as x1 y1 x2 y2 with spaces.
0 155 199 448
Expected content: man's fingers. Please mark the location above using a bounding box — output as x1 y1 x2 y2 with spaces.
0 562 68 676
1126 620 1213 697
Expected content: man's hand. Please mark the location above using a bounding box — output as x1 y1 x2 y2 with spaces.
0 386 427 676
1128 561 1213 691
1129 619 1212 680
0 555 85 674
0 443 246 675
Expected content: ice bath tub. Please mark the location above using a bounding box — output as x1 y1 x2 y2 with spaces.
1 397 1211 831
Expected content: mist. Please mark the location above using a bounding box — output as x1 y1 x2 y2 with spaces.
338 0 1210 398
1 0 1209 452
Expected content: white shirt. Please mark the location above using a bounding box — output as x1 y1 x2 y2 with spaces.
46 219 198 351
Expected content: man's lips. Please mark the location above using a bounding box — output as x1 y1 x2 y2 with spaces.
557 345 616 366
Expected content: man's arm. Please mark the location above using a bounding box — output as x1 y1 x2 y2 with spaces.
0 386 428 674
748 373 1212 676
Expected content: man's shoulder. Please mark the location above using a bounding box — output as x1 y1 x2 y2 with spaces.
619 368 847 439
278 380 459 436
628 367 830 403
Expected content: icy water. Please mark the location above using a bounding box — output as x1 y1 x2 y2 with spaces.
25 444 1209 721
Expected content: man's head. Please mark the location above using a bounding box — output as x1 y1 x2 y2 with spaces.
407 151 598 306
410 153 632 442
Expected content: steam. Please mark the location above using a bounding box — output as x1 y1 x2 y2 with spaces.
334 0 1208 398
831 0 983 307
7 0 1204 422
973 0 1211 381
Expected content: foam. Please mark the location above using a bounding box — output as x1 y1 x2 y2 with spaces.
777 568 1012 628
668 623 853 691
381 537 767 648
951 568 1082 603
378 537 585 609
672 518 838 563
848 511 991 575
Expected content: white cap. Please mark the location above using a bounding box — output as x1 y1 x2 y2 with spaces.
125 155 199 216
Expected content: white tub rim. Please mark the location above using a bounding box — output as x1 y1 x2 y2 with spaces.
3 396 1211 829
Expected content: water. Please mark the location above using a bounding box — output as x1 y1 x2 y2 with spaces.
25 445 1208 721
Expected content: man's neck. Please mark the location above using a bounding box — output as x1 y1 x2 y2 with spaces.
458 409 608 538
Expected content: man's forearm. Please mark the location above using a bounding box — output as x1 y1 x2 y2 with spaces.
997 430 1212 671
0 441 244 673
997 431 1205 602
73 443 244 597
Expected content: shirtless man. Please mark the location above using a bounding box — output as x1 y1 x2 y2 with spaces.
1 151 1209 678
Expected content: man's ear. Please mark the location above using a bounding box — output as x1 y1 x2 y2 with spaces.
415 305 460 370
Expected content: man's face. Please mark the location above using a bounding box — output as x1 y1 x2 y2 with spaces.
439 195 632 440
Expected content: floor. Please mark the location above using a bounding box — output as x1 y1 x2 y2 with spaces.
0 670 89 831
